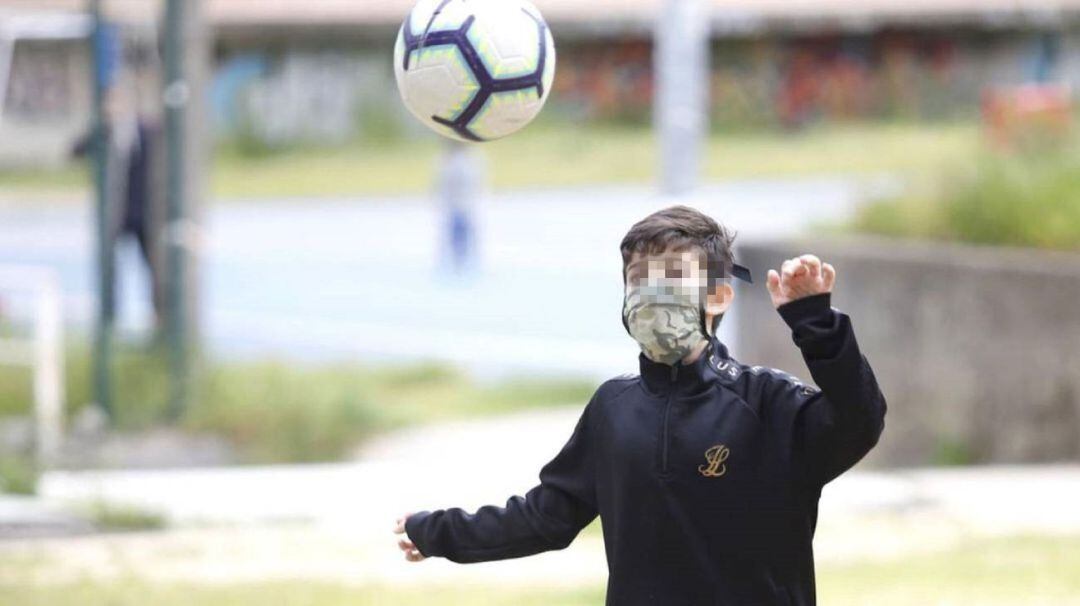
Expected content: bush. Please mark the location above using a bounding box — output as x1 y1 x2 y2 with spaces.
186 361 382 463
854 147 1080 251
0 342 596 466
84 501 167 532
0 455 37 495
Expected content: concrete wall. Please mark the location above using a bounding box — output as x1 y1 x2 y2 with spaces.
734 237 1080 467
0 39 88 168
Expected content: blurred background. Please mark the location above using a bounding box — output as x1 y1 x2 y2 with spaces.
0 0 1078 604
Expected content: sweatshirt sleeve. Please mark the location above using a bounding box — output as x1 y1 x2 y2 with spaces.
776 292 887 486
403 395 600 563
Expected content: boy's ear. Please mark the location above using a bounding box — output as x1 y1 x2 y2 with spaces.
704 283 734 316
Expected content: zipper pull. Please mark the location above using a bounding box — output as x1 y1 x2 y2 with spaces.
670 364 678 382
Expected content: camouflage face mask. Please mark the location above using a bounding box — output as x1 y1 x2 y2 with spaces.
622 269 708 366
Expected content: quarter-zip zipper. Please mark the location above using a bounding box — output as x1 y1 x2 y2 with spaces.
660 363 678 475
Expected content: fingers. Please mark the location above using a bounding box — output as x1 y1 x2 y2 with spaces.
398 538 426 562
799 254 821 279
780 258 797 282
771 256 832 305
782 257 814 284
766 269 781 297
783 255 827 284
821 262 836 291
393 512 413 534
394 512 425 562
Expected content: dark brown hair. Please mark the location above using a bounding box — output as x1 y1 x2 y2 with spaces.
620 205 736 289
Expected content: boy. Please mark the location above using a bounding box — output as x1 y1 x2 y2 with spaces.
393 206 886 605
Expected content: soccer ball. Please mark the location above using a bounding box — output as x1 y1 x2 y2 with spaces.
393 0 556 142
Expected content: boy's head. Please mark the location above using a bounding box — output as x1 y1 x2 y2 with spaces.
620 206 747 364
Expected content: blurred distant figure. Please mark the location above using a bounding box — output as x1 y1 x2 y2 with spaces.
437 142 485 276
73 88 165 327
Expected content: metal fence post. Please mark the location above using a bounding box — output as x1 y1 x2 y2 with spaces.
656 0 710 196
89 0 113 420
162 0 206 420
33 273 64 466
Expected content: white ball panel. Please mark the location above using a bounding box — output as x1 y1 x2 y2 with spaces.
407 0 472 35
395 42 480 124
469 89 545 140
466 3 540 79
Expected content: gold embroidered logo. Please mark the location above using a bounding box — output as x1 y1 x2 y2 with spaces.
698 444 730 477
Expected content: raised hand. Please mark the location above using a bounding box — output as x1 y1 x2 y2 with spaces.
394 512 426 562
765 254 836 308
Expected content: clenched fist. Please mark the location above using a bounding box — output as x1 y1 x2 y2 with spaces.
766 254 835 308
393 513 426 562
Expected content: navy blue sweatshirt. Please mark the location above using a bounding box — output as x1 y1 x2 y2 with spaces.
405 293 887 605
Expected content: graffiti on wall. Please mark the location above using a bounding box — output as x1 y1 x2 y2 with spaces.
547 30 1078 129
213 51 405 146
206 29 1080 143
4 42 80 122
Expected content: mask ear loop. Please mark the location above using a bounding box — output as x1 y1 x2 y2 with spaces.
698 285 716 338
700 256 719 338
621 266 633 336
701 260 753 338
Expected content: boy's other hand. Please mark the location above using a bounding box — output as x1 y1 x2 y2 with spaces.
766 254 836 308
394 512 427 562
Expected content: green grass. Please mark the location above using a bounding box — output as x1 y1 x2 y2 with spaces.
214 121 981 198
186 358 595 463
0 165 87 195
0 121 982 200
0 342 596 466
0 455 37 495
82 501 168 532
705 121 980 181
818 534 1080 605
1 535 1077 605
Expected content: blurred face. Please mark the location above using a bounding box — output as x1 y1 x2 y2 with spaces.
623 248 734 314
622 248 734 364
624 249 707 295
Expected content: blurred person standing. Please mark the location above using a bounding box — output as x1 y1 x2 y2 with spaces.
74 73 165 329
438 142 485 276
